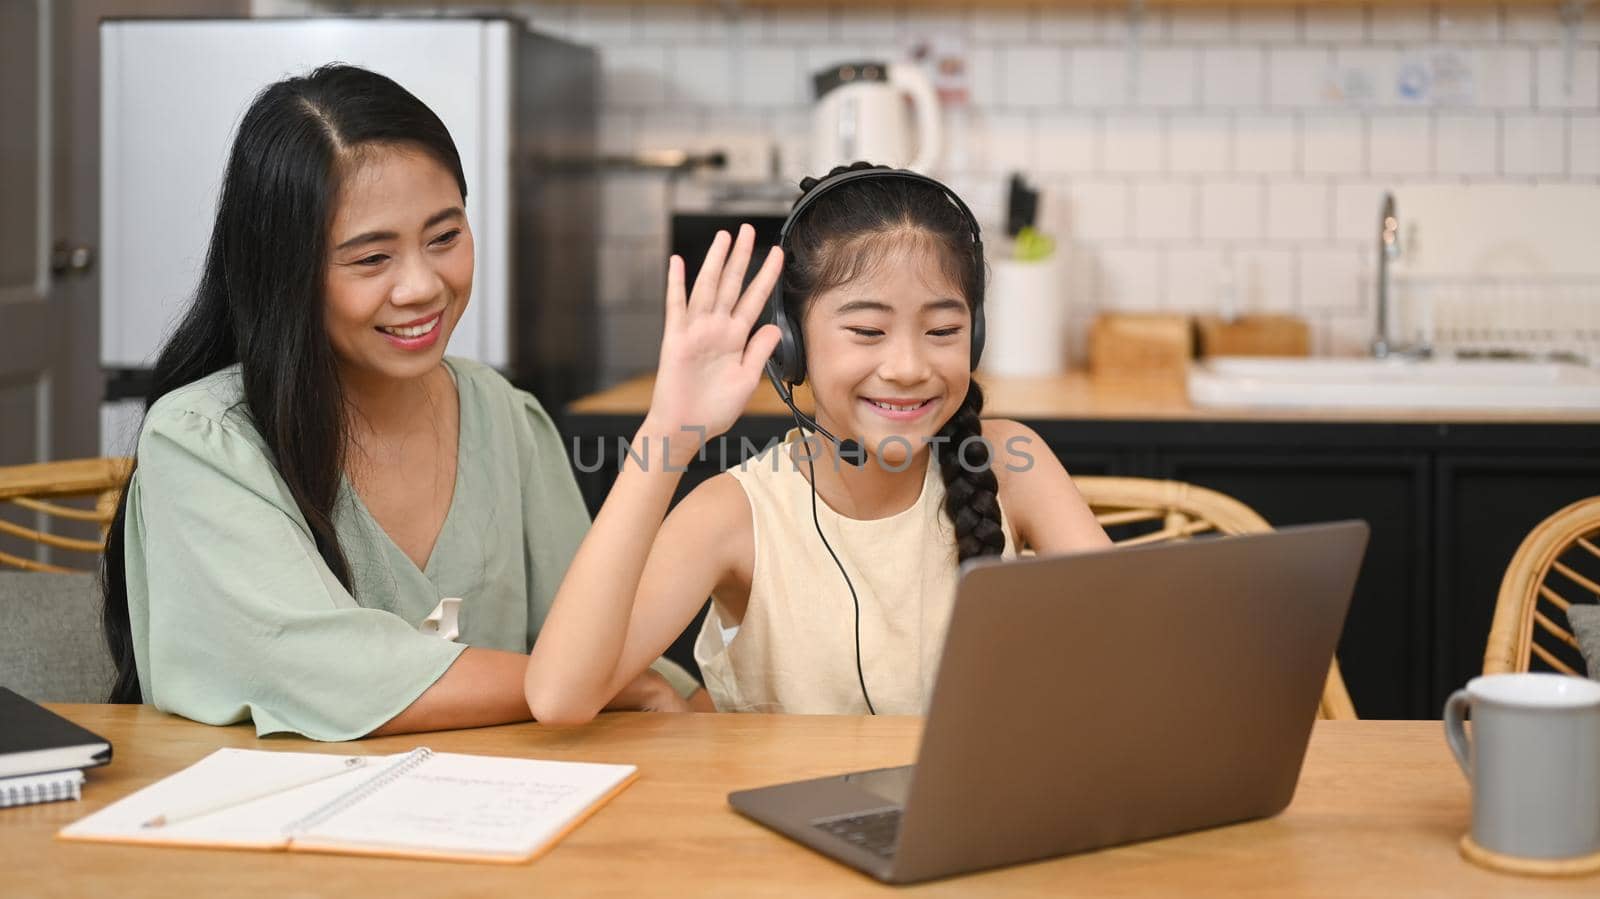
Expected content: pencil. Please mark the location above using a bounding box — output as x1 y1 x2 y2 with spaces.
140 756 368 828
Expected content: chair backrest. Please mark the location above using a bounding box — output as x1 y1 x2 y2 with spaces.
1073 476 1359 721
1483 496 1600 676
0 571 116 702
0 457 132 573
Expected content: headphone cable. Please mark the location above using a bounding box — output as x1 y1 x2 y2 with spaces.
791 414 878 716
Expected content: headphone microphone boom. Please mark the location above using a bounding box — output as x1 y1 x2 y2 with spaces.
763 362 864 465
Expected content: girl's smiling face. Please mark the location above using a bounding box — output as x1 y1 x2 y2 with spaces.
801 236 974 467
323 144 474 384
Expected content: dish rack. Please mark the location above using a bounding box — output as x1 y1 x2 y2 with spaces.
1392 275 1600 364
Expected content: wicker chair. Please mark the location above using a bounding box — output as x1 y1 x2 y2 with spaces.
0 457 132 573
1483 496 1600 676
1074 476 1359 721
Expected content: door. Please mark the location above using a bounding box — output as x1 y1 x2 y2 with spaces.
0 0 70 470
0 0 94 565
0 1 252 565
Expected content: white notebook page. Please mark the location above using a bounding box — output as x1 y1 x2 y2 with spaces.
60 747 638 860
59 749 396 848
294 753 636 857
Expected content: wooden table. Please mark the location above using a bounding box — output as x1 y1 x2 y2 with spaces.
9 709 1595 898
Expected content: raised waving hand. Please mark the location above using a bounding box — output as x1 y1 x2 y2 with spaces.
643 224 783 463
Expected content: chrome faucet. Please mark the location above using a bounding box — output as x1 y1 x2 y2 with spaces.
1372 193 1430 359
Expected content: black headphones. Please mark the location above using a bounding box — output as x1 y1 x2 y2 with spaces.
763 165 987 391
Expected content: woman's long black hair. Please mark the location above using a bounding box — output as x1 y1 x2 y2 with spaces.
101 65 468 703
782 162 1006 565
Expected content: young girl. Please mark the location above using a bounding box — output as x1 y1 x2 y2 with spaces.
100 65 701 741
526 164 1111 720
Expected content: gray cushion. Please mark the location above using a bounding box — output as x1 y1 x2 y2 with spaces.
0 572 116 703
1569 604 1600 681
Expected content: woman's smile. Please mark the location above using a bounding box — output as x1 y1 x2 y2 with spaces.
376 310 445 350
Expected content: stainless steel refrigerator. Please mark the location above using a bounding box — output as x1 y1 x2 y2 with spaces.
99 16 598 453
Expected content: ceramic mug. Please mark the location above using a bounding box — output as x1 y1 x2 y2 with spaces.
1444 672 1600 859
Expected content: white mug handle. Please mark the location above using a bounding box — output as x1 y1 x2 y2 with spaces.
1443 688 1473 780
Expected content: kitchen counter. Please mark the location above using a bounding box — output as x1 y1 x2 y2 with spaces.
567 371 1600 425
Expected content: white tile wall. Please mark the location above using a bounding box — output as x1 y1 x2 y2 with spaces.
1035 116 1098 173
736 46 802 108
1003 46 1068 108
1132 182 1199 240
1535 46 1600 110
1202 47 1266 107
1098 247 1166 309
977 112 1034 175
1302 114 1367 174
670 44 734 107
1333 181 1392 241
1477 48 1536 108
1100 113 1165 173
1268 47 1334 108
1072 48 1131 108
1298 246 1368 313
1368 115 1432 175
1054 180 1130 241
1166 247 1229 310
291 1 1600 382
1232 248 1297 312
1266 181 1332 240
1200 180 1264 240
1135 48 1200 108
1433 114 1499 174
1502 113 1567 174
1168 114 1232 172
1234 115 1297 173
1573 115 1600 176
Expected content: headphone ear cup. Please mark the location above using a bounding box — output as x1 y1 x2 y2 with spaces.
769 291 807 385
970 300 985 371
785 319 807 384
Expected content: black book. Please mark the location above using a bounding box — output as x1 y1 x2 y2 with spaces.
0 687 112 778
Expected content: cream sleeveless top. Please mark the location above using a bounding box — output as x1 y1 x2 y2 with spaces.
693 431 1018 714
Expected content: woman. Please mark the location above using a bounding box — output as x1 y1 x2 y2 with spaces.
101 64 701 741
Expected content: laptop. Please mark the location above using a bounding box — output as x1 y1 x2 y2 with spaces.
728 520 1368 884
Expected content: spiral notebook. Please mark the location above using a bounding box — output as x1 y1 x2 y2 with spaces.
58 747 637 864
1 770 86 808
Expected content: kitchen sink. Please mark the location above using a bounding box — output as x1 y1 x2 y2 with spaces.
1187 357 1600 411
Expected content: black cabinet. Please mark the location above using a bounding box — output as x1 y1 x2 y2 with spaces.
1155 451 1431 720
1433 454 1600 707
561 410 1600 719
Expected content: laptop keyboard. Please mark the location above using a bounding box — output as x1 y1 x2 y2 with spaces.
813 808 903 858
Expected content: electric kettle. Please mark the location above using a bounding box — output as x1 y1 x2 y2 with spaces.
810 60 942 174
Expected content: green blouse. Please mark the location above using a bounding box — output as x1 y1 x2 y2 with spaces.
123 357 694 741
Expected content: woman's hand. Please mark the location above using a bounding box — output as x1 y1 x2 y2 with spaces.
643 224 783 466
